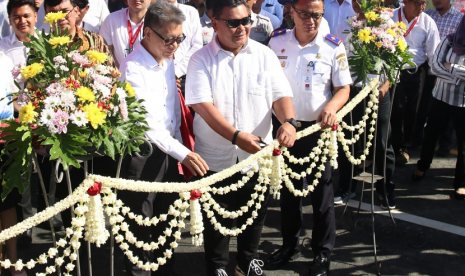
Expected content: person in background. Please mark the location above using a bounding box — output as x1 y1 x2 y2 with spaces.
80 0 108 29
186 1 296 275
277 0 294 29
390 0 440 166
323 0 354 34
100 0 149 68
186 0 206 17
384 0 399 9
0 51 27 276
74 0 99 33
200 0 214 45
253 0 280 29
414 0 464 157
412 16 465 200
247 0 274 44
267 0 351 275
262 0 283 21
0 0 12 38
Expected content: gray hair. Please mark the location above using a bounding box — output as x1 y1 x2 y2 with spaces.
145 1 186 30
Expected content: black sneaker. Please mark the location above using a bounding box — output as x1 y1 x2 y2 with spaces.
309 256 330 276
234 259 266 276
379 193 396 209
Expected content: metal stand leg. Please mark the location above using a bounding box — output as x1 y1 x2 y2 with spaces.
83 161 93 276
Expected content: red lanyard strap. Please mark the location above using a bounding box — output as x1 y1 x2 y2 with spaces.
127 10 144 50
399 9 419 38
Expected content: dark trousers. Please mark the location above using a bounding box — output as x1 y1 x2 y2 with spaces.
391 67 425 152
338 87 396 194
119 145 184 276
417 98 465 190
193 171 267 275
414 63 435 145
280 121 335 259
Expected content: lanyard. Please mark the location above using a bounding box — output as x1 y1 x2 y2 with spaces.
398 9 419 37
126 10 144 54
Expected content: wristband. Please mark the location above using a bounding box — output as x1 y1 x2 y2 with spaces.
232 130 240 145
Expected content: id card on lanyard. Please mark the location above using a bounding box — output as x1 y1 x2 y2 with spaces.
125 10 144 56
302 61 314 92
398 9 419 38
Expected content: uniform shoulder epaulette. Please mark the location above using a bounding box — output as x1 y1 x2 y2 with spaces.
325 34 342 45
256 13 270 21
271 28 287 38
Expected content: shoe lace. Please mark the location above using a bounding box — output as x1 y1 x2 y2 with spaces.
215 268 228 276
247 259 264 276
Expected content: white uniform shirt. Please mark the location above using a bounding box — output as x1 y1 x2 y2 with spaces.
259 9 281 30
392 8 440 68
0 32 32 66
185 38 293 172
99 8 144 68
249 12 273 45
83 0 110 29
120 44 190 162
200 12 214 46
269 29 352 121
262 0 283 21
0 52 14 120
175 4 202 78
323 0 355 34
319 17 330 36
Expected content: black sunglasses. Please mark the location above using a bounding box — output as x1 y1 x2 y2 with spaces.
214 16 252 28
292 6 324 20
149 26 186 46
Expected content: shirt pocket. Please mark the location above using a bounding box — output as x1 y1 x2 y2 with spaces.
248 72 269 96
312 63 331 91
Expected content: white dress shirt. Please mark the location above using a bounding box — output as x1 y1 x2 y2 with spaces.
175 4 202 78
269 29 352 121
99 8 144 68
323 0 355 34
185 37 293 172
120 44 190 162
0 0 11 39
262 0 283 22
0 32 32 66
392 8 440 68
83 0 109 29
0 52 14 120
200 12 214 46
259 9 281 30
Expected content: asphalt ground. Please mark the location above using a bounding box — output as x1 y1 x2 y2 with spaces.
5 145 465 276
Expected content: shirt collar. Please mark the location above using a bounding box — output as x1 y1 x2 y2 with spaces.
138 42 171 69
329 0 352 5
212 35 252 56
290 28 324 48
201 12 211 25
10 29 37 45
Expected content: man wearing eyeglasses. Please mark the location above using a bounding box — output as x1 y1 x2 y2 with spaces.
390 0 440 167
119 2 209 275
267 0 351 275
185 0 296 275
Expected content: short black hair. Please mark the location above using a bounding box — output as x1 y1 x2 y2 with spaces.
212 0 248 18
206 0 213 11
7 0 37 17
44 0 77 10
145 1 185 31
74 0 89 9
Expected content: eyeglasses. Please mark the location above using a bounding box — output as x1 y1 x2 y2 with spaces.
410 0 427 6
214 16 252 28
149 27 186 46
292 6 324 20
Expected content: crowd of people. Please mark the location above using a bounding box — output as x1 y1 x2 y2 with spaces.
0 0 464 275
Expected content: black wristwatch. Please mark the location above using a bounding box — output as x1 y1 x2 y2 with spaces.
284 118 298 129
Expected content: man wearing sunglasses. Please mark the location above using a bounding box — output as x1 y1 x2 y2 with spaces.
267 0 351 275
185 0 296 275
119 2 209 276
390 0 440 167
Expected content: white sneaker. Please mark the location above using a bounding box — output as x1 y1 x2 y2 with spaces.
334 191 356 204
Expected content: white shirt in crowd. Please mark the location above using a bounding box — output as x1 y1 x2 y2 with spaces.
392 7 440 68
319 17 330 35
269 29 352 121
259 9 281 30
323 0 355 34
185 37 293 172
120 44 190 162
177 0 189 3
0 30 37 67
174 4 202 78
99 8 144 67
0 0 12 39
262 0 283 22
200 12 214 46
0 52 14 120
83 0 109 29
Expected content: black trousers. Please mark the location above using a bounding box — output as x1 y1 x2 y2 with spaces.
280 121 335 259
193 171 267 275
417 98 465 190
119 145 185 276
338 87 396 194
391 67 425 152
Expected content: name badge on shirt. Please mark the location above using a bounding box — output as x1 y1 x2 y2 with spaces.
302 75 312 92
254 28 265 33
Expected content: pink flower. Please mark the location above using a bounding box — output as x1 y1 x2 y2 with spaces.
72 53 89 66
92 74 112 85
119 100 128 121
46 83 63 95
382 38 395 52
371 27 383 37
12 63 25 82
53 109 69 134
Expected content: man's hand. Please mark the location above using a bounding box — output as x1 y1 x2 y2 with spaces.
276 122 296 147
176 77 182 93
182 152 209 177
235 132 262 154
317 105 338 129
444 62 451 71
